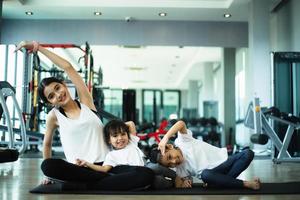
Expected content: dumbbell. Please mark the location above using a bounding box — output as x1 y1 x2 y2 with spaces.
250 134 269 145
207 117 218 126
198 117 208 126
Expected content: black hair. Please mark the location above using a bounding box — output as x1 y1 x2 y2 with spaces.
149 144 162 164
38 77 64 103
103 119 130 145
149 144 180 165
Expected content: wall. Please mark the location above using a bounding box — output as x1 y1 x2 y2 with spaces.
270 0 300 51
2 19 248 47
270 0 292 51
0 0 2 41
290 0 300 51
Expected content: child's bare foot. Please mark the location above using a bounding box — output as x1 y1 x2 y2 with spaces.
253 177 261 184
243 178 261 190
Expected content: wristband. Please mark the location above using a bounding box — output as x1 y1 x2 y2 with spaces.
32 41 39 52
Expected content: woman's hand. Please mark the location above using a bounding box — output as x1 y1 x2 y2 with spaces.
15 41 39 53
41 177 54 185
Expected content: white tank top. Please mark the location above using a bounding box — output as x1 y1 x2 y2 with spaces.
53 102 109 164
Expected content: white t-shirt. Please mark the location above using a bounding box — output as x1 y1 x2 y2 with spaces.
103 135 145 167
53 102 109 164
174 129 228 179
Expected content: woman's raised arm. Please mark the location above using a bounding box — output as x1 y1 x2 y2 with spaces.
16 41 95 109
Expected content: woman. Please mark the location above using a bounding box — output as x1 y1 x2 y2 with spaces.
16 41 154 190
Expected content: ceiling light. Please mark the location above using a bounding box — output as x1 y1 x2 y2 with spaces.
132 80 146 83
159 12 167 17
25 11 33 15
121 45 143 49
94 12 102 16
126 66 147 71
224 13 232 18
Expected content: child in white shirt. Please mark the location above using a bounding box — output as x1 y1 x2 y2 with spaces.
76 120 145 172
150 120 261 190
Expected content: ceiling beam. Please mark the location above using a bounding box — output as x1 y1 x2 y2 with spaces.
18 0 26 5
270 0 290 13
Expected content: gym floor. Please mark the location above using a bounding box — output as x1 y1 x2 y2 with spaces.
1 158 300 200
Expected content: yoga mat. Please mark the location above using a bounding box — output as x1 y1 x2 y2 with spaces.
30 182 300 195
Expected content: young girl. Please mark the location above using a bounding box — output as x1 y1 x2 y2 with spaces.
150 120 261 190
76 120 145 172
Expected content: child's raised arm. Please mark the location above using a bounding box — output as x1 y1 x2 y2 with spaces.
125 121 137 136
158 120 187 155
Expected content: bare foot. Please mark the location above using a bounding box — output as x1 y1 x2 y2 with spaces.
243 178 261 190
254 177 261 184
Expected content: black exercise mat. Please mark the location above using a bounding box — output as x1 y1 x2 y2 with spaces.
30 182 300 195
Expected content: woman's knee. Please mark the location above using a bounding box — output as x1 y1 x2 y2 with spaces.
41 158 65 175
137 166 155 182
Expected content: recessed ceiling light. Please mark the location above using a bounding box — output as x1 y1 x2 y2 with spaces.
126 66 147 71
25 11 33 16
159 12 167 17
94 12 102 16
132 80 146 83
224 13 232 18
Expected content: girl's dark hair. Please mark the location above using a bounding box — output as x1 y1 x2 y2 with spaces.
149 144 162 164
38 77 64 103
149 144 179 164
103 119 130 145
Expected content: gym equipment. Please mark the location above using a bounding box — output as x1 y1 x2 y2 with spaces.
0 81 27 162
137 119 168 144
123 89 136 123
272 51 300 157
245 97 300 163
186 117 223 147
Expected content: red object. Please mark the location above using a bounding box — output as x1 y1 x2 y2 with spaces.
137 119 168 143
39 44 84 52
28 81 34 92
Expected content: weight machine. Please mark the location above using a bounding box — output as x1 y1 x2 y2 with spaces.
0 81 27 163
244 97 300 163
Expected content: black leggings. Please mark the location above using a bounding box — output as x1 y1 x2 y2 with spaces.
41 158 154 190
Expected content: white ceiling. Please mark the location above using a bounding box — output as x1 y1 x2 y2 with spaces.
3 0 250 90
39 45 222 90
3 0 250 21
